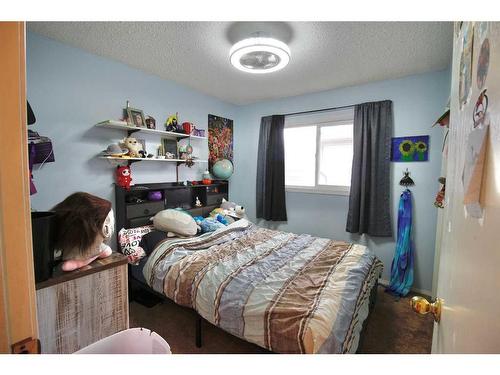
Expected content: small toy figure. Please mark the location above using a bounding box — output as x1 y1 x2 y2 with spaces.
195 196 202 207
165 112 179 132
116 165 132 190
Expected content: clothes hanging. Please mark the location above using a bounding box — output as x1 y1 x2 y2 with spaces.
387 189 414 296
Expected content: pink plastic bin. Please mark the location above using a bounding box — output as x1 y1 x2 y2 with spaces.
75 328 171 354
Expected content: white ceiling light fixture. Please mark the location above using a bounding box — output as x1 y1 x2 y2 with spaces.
229 35 291 74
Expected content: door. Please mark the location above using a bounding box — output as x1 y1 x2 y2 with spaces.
0 22 39 353
430 22 500 353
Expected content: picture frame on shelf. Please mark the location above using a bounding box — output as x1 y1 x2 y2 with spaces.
161 138 178 159
145 115 156 129
126 107 146 128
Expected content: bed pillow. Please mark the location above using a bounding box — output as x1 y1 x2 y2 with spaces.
118 225 154 264
152 209 198 237
139 230 168 257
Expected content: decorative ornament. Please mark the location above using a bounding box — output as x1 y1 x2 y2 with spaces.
434 177 446 208
399 169 415 187
473 89 489 128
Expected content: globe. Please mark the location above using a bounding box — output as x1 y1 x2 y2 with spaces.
212 159 234 180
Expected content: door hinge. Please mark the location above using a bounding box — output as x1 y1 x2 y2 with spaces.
11 337 40 354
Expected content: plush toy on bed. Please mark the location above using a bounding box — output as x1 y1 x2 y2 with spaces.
52 192 114 272
221 198 246 217
193 215 226 233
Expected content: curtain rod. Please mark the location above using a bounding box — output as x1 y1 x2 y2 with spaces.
284 104 355 117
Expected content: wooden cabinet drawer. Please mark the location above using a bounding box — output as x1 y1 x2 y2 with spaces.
126 201 164 219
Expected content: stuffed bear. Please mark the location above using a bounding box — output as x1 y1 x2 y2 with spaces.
121 137 143 158
52 192 114 272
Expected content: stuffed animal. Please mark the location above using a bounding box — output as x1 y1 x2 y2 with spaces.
116 165 132 190
52 192 114 272
220 198 236 211
235 205 246 217
220 198 246 218
121 137 143 158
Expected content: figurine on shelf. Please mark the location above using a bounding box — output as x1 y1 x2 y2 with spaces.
183 122 193 135
195 196 202 207
165 112 179 132
434 177 446 208
116 165 132 190
178 144 189 159
121 137 143 158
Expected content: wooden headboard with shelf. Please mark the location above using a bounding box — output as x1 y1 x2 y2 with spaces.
114 181 229 242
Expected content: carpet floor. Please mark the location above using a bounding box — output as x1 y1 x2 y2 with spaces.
129 285 434 354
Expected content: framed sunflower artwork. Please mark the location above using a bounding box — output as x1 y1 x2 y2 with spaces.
391 135 429 162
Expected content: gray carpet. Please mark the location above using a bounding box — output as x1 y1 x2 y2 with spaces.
129 285 434 354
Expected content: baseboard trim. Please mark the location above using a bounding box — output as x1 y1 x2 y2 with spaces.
378 278 432 297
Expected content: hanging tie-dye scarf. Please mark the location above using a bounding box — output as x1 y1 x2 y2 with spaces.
387 189 414 296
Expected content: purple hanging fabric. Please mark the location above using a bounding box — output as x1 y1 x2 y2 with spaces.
29 142 37 195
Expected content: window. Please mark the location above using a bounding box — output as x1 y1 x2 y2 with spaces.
284 108 354 195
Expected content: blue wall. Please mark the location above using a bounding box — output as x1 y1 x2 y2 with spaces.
27 32 236 212
231 70 451 292
27 32 450 292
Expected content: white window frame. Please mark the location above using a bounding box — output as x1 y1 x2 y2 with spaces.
284 108 354 196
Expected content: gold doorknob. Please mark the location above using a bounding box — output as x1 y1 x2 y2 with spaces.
410 296 443 322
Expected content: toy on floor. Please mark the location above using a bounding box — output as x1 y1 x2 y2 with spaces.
116 165 132 190
52 192 114 272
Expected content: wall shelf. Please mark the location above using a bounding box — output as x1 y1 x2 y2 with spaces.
99 156 207 165
95 121 207 140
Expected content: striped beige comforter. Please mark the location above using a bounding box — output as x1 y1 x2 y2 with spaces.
144 219 382 353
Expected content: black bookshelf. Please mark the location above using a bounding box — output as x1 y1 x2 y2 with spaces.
114 181 229 244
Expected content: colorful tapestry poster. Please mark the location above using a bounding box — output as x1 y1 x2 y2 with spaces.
391 135 430 162
208 114 233 168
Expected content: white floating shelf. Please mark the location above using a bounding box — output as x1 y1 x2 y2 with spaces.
95 121 208 140
99 156 208 163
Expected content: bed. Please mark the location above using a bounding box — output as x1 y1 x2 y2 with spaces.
129 219 382 354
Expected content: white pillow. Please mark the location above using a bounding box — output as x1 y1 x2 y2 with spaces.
152 209 198 237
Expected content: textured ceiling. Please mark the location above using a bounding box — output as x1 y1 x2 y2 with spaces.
27 22 453 105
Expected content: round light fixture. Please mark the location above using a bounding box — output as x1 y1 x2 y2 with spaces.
229 37 290 74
